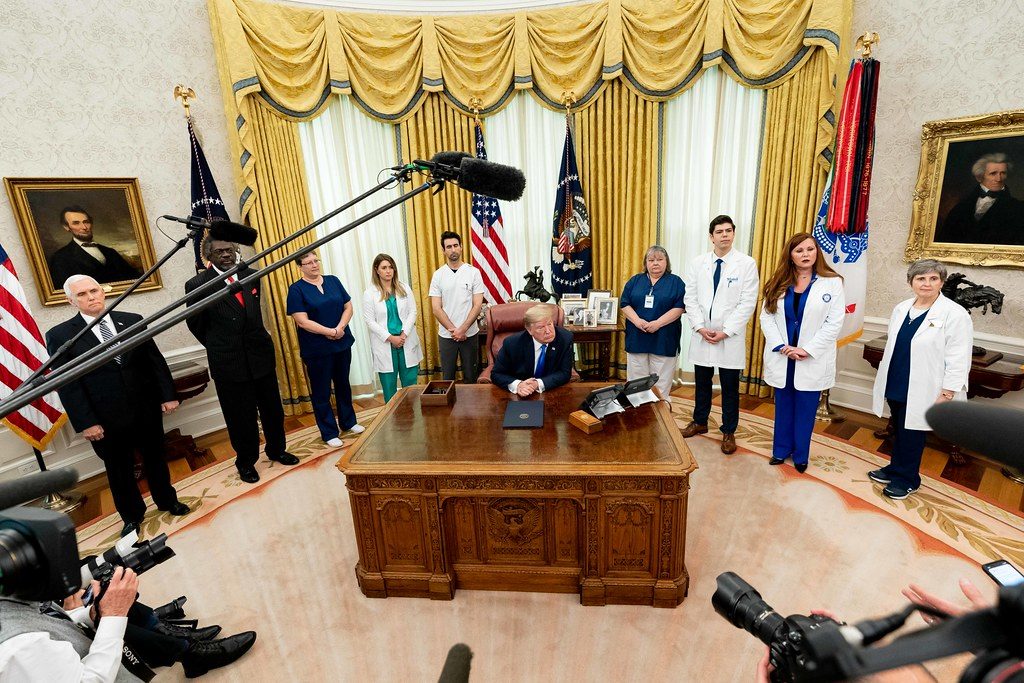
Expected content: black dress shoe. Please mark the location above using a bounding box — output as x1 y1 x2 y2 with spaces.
267 451 299 466
794 462 808 473
180 631 257 678
153 596 187 621
153 620 222 642
768 457 786 466
237 467 260 484
160 502 192 516
120 522 140 538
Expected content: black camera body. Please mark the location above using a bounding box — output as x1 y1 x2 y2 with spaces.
0 506 81 601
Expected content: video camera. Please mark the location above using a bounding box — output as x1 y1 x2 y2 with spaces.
0 467 174 602
713 572 1024 682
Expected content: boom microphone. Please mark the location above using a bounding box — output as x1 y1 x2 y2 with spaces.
0 467 78 510
457 157 526 201
925 402 1024 469
161 215 259 246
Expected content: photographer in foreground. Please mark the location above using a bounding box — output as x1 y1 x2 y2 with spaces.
0 566 256 681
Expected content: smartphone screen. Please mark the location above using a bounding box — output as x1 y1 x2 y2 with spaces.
984 560 1024 586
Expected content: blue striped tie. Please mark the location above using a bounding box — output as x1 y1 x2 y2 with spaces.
98 318 122 365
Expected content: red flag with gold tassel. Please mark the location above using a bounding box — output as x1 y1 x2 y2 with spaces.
827 56 880 234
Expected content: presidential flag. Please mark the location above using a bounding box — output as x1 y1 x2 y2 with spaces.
0 242 66 449
469 121 512 304
550 117 592 296
188 118 231 271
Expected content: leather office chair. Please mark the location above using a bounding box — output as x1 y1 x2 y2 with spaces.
477 301 580 384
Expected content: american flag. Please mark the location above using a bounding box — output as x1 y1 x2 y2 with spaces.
0 242 66 449
469 121 512 304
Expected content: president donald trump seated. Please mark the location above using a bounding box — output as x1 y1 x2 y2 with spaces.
491 304 575 397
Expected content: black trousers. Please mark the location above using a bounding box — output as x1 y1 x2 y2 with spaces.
882 400 927 490
438 334 480 383
692 364 740 434
123 601 188 668
91 409 177 525
214 372 287 469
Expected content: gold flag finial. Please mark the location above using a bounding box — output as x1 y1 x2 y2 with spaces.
855 32 879 59
561 90 577 112
469 96 483 123
174 84 196 120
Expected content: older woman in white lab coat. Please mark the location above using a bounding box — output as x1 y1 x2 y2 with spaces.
870 259 973 500
362 253 423 402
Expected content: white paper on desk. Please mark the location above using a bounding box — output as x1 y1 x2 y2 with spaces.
592 399 625 419
626 389 659 407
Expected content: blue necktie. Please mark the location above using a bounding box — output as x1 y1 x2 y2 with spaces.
535 343 547 377
712 258 723 295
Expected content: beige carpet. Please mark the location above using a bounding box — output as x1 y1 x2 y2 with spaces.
76 399 1021 682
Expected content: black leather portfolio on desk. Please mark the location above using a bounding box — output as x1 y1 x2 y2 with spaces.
502 400 544 429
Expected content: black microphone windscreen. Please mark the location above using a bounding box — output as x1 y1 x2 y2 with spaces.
925 402 1024 470
0 467 79 510
437 643 472 683
432 151 472 167
208 220 259 247
457 157 526 201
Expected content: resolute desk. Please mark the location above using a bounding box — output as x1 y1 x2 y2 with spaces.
337 383 697 607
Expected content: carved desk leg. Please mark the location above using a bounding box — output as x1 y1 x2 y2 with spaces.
580 478 605 606
424 479 454 600
347 477 386 598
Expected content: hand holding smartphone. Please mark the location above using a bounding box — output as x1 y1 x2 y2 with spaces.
982 559 1024 587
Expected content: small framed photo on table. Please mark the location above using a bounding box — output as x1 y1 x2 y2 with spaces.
582 309 598 328
561 299 586 326
586 289 611 310
596 297 619 325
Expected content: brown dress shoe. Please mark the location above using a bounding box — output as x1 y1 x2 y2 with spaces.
721 433 737 454
680 422 709 438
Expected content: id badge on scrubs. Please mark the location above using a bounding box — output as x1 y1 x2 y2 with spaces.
644 295 655 309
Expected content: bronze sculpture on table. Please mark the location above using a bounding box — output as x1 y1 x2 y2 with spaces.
515 266 556 303
941 273 1004 358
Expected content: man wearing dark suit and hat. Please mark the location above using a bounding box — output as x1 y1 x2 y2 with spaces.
45 275 189 538
491 304 575 396
935 153 1024 246
183 238 297 484
48 206 142 287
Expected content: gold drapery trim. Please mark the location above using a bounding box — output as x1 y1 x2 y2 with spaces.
246 101 317 415
743 49 833 397
208 0 844 121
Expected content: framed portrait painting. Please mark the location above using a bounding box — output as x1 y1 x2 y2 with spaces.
906 110 1024 268
3 177 161 305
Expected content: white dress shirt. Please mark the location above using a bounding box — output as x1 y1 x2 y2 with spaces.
79 313 120 348
0 615 128 683
508 337 548 394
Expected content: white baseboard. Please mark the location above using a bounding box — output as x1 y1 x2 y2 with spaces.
832 316 1024 415
0 346 225 483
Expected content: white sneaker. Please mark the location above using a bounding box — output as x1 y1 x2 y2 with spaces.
326 438 344 447
348 424 366 434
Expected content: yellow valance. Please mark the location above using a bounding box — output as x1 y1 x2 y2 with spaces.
208 0 844 122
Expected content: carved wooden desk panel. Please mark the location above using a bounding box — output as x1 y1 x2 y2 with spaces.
337 384 698 607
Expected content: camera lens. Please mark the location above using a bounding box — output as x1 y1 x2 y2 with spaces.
712 572 787 645
0 528 40 598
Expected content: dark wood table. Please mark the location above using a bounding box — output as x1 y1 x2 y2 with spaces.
337 383 697 607
862 336 1024 464
565 324 623 381
164 361 212 468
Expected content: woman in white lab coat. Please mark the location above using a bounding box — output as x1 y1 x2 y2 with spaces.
362 253 423 402
870 259 973 499
759 232 845 473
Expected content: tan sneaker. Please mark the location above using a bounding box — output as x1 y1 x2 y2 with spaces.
680 422 709 438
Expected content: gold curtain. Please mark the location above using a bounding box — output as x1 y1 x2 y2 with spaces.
572 81 659 377
743 49 833 397
398 95 476 377
245 102 317 414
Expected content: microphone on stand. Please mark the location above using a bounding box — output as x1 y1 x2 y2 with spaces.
160 215 259 246
410 152 526 201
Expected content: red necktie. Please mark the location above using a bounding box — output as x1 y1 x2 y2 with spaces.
227 275 244 307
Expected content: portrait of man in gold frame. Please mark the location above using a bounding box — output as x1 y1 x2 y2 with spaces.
906 110 1024 268
3 177 162 305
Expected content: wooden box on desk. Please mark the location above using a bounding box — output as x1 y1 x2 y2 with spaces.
569 409 603 434
421 380 456 406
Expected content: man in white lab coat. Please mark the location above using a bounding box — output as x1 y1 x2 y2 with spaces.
681 215 760 454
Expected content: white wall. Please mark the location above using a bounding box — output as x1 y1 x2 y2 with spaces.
0 0 234 479
832 1 1024 414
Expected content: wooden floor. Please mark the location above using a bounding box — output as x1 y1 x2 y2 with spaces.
64 387 1024 528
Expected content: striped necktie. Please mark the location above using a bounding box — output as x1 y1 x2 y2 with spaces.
98 318 122 365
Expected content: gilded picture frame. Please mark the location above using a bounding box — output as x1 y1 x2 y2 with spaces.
906 110 1024 268
3 177 162 305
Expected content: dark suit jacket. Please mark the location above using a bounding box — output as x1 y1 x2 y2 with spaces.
935 186 1024 245
491 327 574 391
184 266 278 384
45 312 175 433
48 240 141 288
